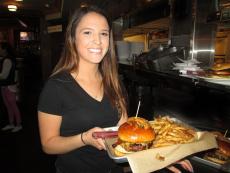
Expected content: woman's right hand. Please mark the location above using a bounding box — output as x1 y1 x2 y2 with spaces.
167 159 194 173
81 127 106 150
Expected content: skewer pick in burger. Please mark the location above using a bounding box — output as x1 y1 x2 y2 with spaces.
113 117 155 156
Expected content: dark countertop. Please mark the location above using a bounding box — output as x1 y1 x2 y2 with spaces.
121 158 224 173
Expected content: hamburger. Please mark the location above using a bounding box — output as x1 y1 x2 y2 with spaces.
207 63 230 78
204 135 230 164
113 117 155 157
207 69 230 78
217 137 230 157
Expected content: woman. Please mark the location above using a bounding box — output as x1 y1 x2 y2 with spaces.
0 42 22 132
38 5 127 173
38 5 193 173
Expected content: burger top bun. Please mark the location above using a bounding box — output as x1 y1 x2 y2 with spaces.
217 137 230 157
118 117 155 143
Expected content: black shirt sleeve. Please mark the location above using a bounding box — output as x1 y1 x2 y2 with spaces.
37 79 62 116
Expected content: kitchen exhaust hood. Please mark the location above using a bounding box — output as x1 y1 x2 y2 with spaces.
122 0 170 30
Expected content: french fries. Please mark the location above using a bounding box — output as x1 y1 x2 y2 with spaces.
150 116 196 148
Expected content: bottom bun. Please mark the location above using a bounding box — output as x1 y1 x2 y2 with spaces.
114 145 133 157
204 151 228 165
114 148 126 157
204 155 226 165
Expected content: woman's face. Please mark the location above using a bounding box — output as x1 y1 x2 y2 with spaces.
75 12 110 65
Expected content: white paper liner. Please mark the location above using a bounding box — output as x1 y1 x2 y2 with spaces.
126 132 217 173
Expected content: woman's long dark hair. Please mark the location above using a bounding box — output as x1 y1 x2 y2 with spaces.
53 6 127 118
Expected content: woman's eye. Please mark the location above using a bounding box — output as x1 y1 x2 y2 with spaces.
101 32 109 37
83 31 91 35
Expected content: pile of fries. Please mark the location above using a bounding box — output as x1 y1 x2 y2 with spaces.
150 116 197 148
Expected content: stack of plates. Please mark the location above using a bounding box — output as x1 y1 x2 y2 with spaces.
173 58 202 74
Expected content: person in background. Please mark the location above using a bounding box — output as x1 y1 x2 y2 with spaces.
37 5 193 173
0 42 22 132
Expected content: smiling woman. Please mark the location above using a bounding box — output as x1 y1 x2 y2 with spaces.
75 12 110 65
37 5 128 173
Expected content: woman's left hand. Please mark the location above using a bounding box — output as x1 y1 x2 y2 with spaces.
167 159 194 173
82 127 106 150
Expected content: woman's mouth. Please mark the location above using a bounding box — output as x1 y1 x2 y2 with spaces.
88 48 102 53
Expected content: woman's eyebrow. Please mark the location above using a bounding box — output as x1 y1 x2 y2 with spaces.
79 27 93 32
101 29 109 32
79 27 109 32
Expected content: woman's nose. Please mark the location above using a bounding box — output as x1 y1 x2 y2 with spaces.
93 34 101 44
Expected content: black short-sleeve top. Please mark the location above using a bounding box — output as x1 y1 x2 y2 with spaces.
38 71 121 173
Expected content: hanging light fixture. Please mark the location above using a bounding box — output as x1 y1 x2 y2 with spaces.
80 2 88 8
8 5 18 12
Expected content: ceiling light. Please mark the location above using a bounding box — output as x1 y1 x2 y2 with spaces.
80 2 88 8
15 0 23 1
45 3 50 8
8 5 17 12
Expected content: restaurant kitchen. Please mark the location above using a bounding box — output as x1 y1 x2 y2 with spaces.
114 0 230 171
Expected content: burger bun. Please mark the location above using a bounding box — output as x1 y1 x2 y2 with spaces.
114 144 133 157
217 137 230 157
113 117 155 156
118 117 155 143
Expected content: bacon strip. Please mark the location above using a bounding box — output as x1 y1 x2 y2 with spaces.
92 131 118 139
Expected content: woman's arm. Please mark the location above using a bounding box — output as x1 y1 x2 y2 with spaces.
117 114 128 126
38 111 84 154
38 111 107 154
